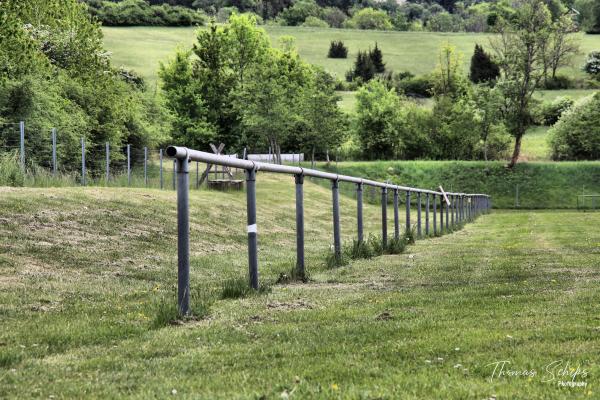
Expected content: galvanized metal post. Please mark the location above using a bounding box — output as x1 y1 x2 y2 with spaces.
159 149 163 189
246 168 259 289
196 161 199 189
417 192 422 237
81 137 86 186
19 121 24 169
440 195 444 234
295 174 305 278
445 197 449 230
176 156 190 315
451 195 455 226
172 160 176 190
105 142 110 182
144 147 148 187
381 187 388 248
356 183 363 243
127 144 131 186
405 191 411 235
433 194 437 235
393 189 399 239
425 193 430 236
332 179 341 258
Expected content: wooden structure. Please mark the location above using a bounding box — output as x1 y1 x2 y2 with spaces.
199 143 244 191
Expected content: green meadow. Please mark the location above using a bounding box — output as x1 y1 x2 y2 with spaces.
0 175 599 398
102 26 600 87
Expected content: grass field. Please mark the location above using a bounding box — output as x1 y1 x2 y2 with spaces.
317 161 600 209
102 26 600 87
0 179 599 398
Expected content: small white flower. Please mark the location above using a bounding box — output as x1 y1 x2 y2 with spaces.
454 347 460 351
506 335 513 339
171 389 177 395
454 364 462 368
437 357 444 361
425 359 431 363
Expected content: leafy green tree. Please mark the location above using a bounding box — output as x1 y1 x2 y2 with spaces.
549 93 600 160
431 44 468 99
280 0 322 26
491 0 552 167
355 80 404 159
469 44 500 84
346 7 393 30
298 69 348 163
540 15 580 86
471 85 510 160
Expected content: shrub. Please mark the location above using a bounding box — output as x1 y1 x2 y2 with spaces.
323 7 347 28
396 75 433 98
542 75 573 90
549 93 600 160
90 0 207 26
534 96 575 125
280 0 322 26
469 44 500 84
345 8 393 30
302 16 328 27
583 51 600 78
351 51 376 82
328 41 348 58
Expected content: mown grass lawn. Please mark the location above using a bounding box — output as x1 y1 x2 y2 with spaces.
0 175 599 398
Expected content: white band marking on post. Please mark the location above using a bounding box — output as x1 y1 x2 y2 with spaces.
247 224 257 233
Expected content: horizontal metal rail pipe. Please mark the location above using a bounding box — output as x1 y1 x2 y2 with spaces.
167 146 491 315
167 146 489 198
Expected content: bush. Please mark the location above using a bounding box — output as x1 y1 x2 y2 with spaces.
0 152 25 187
90 0 207 26
302 16 328 27
542 75 573 90
396 75 433 98
549 93 600 160
323 7 347 28
345 8 393 30
534 96 575 125
280 0 322 26
328 41 348 58
583 51 600 78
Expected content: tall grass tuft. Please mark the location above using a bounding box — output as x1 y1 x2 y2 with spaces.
0 151 25 186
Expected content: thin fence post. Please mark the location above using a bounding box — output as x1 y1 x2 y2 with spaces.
451 195 455 226
105 142 110 182
433 194 437 235
246 168 259 290
393 189 399 239
176 156 190 316
356 183 363 243
196 161 199 189
127 144 131 186
81 137 86 186
159 149 163 189
144 147 148 187
440 195 444 234
405 190 411 234
444 199 450 232
332 179 341 259
295 174 305 278
51 128 57 176
381 187 388 248
19 121 24 170
425 193 430 236
417 192 422 237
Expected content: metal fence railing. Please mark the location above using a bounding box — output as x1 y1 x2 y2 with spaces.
166 146 492 315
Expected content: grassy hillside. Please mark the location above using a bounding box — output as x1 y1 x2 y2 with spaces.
317 161 600 209
1 180 599 397
102 26 600 86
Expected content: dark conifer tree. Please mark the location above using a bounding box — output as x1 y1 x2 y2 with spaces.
469 44 500 84
369 43 385 73
353 51 375 82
